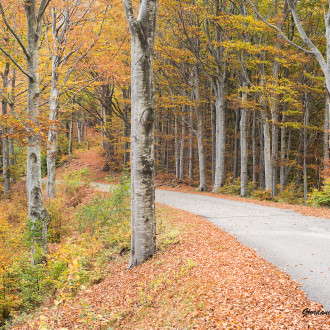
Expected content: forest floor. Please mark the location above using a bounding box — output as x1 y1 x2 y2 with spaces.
14 137 330 329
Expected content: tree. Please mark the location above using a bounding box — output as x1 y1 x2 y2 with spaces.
0 0 51 264
123 0 158 268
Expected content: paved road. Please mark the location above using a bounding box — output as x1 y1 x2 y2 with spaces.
155 190 330 309
90 182 330 308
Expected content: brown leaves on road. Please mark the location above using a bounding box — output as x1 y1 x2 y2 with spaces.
17 206 329 329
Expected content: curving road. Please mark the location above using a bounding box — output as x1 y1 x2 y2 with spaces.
155 190 330 309
91 182 330 309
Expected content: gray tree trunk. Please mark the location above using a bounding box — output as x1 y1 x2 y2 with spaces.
188 106 194 180
210 83 216 182
252 109 256 188
68 112 73 157
2 62 10 196
9 67 15 182
280 113 286 193
179 109 185 181
240 82 248 197
123 0 158 268
23 0 51 264
46 49 60 199
193 65 206 191
233 109 240 180
174 114 179 178
212 78 226 191
324 97 329 172
303 93 310 204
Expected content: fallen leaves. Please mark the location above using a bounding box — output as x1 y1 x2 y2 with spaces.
14 205 330 329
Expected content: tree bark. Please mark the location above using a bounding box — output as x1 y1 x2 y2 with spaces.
303 92 309 204
212 77 226 191
124 0 158 268
2 62 10 196
193 65 206 191
324 97 330 173
24 0 51 264
240 81 249 197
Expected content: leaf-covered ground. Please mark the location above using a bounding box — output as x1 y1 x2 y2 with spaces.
16 205 329 329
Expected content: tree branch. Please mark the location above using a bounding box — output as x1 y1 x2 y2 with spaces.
246 0 315 56
286 0 327 73
0 46 32 79
38 0 51 24
0 1 29 59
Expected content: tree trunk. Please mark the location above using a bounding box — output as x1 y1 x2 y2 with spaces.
240 82 248 197
188 106 194 180
211 83 216 182
124 0 158 268
9 67 15 182
77 111 84 144
280 111 287 193
179 109 185 181
24 0 51 264
174 114 179 178
233 109 240 180
69 112 73 157
303 93 309 204
324 97 329 173
252 109 256 189
212 78 226 191
46 52 60 199
194 65 206 191
259 121 265 189
2 62 10 196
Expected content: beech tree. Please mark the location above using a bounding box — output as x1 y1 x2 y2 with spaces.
0 0 51 264
123 0 158 268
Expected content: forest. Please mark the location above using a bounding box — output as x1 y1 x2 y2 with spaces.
0 0 330 328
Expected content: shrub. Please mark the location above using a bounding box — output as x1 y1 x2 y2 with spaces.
251 189 272 201
218 178 256 196
274 183 303 205
308 180 330 207
75 172 131 249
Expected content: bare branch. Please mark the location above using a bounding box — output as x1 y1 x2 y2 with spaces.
286 0 327 73
246 0 314 56
0 46 32 79
0 1 29 59
38 0 51 23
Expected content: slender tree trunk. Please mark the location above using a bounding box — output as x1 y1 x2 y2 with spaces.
212 78 226 191
324 97 329 173
233 109 240 180
46 54 60 199
188 106 194 180
69 112 73 157
2 62 10 196
252 109 257 188
194 65 206 191
77 111 84 144
303 93 309 204
259 121 265 189
211 83 216 182
174 113 179 178
179 105 185 181
280 111 287 193
9 67 15 182
240 82 249 197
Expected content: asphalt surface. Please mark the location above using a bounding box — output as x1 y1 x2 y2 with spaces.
90 182 330 309
155 190 330 309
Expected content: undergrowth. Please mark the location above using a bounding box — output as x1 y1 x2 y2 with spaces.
1 170 180 329
217 178 305 205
